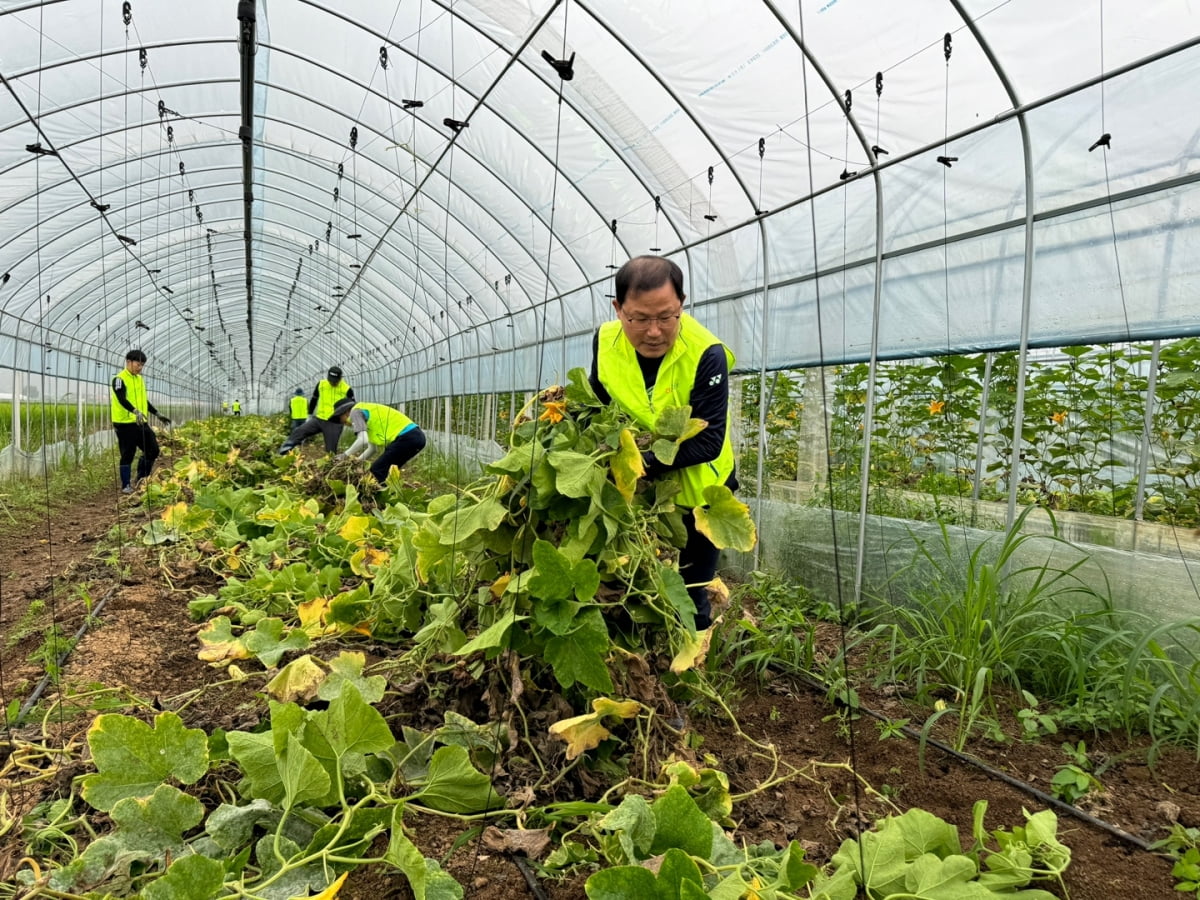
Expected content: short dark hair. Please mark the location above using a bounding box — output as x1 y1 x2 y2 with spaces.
126 349 147 363
613 255 685 306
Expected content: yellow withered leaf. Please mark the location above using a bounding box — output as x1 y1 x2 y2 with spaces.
266 654 327 704
161 502 189 528
490 573 512 598
350 545 389 577
670 626 713 673
338 515 372 542
197 640 250 663
592 697 641 718
548 697 642 760
548 714 612 760
297 596 338 636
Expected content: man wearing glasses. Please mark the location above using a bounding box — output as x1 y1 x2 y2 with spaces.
589 255 736 631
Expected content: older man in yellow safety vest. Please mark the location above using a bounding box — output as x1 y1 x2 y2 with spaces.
589 255 737 631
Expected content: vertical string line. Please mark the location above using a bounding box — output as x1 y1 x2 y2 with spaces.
797 0 866 867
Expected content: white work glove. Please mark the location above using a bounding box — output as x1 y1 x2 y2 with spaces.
134 410 147 425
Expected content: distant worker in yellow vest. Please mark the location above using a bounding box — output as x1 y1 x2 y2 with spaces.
589 255 737 631
221 400 229 415
279 365 354 454
288 389 308 430
111 349 171 494
231 399 242 416
331 399 426 483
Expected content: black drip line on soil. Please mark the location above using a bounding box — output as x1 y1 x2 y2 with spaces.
785 669 1157 853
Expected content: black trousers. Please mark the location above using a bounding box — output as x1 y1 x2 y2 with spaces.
114 421 159 479
679 508 720 629
284 416 344 453
369 427 427 482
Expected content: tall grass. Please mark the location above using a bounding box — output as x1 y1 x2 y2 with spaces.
0 401 110 452
858 508 1200 757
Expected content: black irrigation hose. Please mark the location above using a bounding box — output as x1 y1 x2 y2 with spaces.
787 671 1157 853
510 854 551 900
14 584 119 727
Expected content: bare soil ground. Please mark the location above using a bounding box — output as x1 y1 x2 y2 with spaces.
0 470 1195 899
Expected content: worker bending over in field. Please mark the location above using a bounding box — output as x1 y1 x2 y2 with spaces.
279 365 354 455
111 349 171 493
589 255 737 631
331 399 426 483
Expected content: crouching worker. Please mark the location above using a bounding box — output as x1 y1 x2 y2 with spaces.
332 399 426 483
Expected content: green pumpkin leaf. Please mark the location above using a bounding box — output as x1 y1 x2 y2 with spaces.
693 484 757 551
81 712 209 812
439 497 507 545
548 450 603 498
142 852 227 900
529 539 575 601
319 650 387 704
585 865 658 899
649 784 713 858
280 730 331 809
544 608 613 692
456 604 526 656
411 745 503 814
242 616 311 668
657 848 704 895
597 793 656 863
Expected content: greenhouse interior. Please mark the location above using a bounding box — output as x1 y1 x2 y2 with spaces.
1 1 1199 898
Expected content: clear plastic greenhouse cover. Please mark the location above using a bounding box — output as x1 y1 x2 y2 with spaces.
1 0 1197 404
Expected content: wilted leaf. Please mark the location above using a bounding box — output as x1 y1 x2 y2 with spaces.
693 485 757 551
669 627 712 673
481 826 552 860
611 429 645 502
196 616 252 663
350 544 390 577
266 654 327 703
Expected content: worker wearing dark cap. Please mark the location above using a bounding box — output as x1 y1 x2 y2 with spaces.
278 365 354 454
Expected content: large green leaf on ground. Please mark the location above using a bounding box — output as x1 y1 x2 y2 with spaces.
280 731 331 810
141 852 227 900
693 484 757 551
81 712 209 812
544 607 614 692
242 617 311 667
410 745 503 814
649 784 713 859
318 651 387 703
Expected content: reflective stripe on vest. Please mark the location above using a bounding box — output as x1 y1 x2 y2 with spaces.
111 369 147 424
596 313 735 507
356 402 414 447
314 379 351 419
290 395 308 418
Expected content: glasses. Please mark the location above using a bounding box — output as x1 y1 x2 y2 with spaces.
621 311 681 329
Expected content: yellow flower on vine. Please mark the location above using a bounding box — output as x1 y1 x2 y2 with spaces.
927 400 945 415
539 400 567 424
1051 410 1068 424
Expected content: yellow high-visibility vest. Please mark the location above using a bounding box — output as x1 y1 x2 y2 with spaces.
111 369 147 424
596 314 734 507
